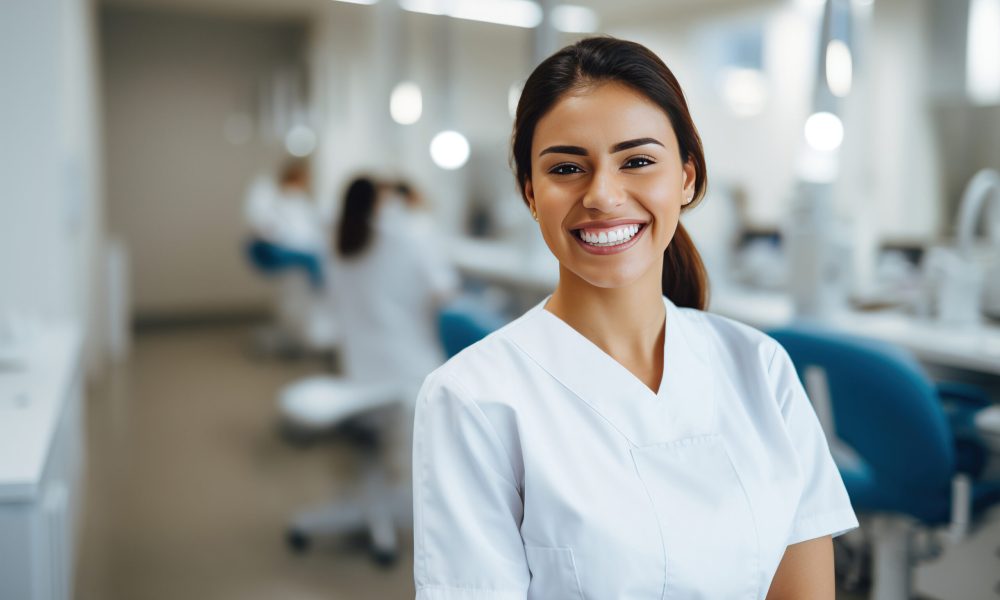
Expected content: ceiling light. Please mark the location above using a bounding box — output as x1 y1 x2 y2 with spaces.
285 125 318 157
719 68 768 117
552 5 599 33
803 111 844 152
401 0 541 28
967 0 1000 105
390 81 423 125
430 130 470 169
825 39 853 98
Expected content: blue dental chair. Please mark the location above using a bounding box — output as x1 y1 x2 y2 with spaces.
438 296 510 359
247 239 325 290
768 323 1000 600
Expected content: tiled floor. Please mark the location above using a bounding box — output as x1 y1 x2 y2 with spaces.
75 322 968 600
75 324 415 600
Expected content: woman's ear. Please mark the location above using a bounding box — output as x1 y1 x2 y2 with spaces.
524 179 537 218
681 159 697 205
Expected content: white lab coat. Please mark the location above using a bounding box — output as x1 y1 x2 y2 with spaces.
412 296 858 599
244 175 325 253
332 203 458 387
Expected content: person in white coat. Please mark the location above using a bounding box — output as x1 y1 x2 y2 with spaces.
332 176 458 388
412 37 858 599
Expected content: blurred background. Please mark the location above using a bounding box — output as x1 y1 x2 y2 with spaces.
2 0 1000 598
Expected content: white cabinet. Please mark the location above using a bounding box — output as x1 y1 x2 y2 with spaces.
0 327 84 600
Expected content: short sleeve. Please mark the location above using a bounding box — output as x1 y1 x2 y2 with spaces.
412 370 529 600
768 343 859 545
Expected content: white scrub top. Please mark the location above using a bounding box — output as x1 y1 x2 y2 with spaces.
412 296 858 600
332 203 458 386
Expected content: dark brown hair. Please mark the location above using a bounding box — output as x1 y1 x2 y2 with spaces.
511 36 709 309
336 176 378 258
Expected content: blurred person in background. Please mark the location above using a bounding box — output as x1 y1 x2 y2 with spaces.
244 161 334 353
378 179 434 239
246 160 324 251
332 176 458 387
411 37 857 600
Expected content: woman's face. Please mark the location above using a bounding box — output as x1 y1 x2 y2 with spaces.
525 82 696 290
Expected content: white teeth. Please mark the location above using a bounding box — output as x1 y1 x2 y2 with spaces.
579 224 642 247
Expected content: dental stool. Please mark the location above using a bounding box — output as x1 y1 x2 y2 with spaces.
768 324 1000 600
279 297 507 565
280 376 409 565
246 239 339 356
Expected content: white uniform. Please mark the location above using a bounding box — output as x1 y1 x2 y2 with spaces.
412 296 858 600
244 175 325 253
332 203 458 386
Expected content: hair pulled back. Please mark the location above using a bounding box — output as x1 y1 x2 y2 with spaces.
511 36 709 309
337 176 378 258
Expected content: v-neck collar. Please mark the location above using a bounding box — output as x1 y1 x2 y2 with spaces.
505 296 719 446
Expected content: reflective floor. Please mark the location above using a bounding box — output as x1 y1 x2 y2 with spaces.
75 324 415 600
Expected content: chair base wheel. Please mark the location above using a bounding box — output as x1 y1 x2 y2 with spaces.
286 529 311 554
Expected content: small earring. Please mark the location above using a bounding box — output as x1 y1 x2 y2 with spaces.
530 209 538 221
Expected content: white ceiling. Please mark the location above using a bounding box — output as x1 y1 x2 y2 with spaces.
99 0 766 26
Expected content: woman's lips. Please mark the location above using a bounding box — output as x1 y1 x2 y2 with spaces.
571 223 647 255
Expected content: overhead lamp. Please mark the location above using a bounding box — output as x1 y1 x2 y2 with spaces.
967 0 1000 105
551 5 599 33
401 0 541 28
825 39 852 97
803 111 844 152
719 67 767 117
285 124 317 157
390 81 423 125
399 0 596 32
430 130 470 169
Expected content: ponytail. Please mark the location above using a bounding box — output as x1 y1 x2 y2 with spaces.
662 223 708 310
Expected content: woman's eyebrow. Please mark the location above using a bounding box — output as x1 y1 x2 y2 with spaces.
539 145 588 157
611 137 663 153
539 138 664 157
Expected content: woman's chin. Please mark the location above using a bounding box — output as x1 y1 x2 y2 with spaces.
569 263 655 291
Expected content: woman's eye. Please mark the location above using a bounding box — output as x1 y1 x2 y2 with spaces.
623 156 655 169
549 163 583 175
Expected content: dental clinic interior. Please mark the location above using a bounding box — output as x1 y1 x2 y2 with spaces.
3 0 1000 598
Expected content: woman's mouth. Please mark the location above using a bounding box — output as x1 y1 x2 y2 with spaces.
571 223 647 255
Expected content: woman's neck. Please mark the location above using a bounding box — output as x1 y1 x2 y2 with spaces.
545 265 666 391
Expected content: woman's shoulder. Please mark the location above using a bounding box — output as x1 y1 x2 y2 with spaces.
420 305 545 403
669 301 783 387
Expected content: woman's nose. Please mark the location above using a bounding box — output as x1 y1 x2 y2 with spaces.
582 169 624 213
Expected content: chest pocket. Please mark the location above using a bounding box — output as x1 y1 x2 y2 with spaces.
525 545 584 600
631 434 760 599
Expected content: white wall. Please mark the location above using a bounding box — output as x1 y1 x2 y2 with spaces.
0 0 104 373
101 8 307 318
309 3 535 237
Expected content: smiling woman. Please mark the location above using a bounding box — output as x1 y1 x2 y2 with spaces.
512 38 708 310
411 37 858 600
